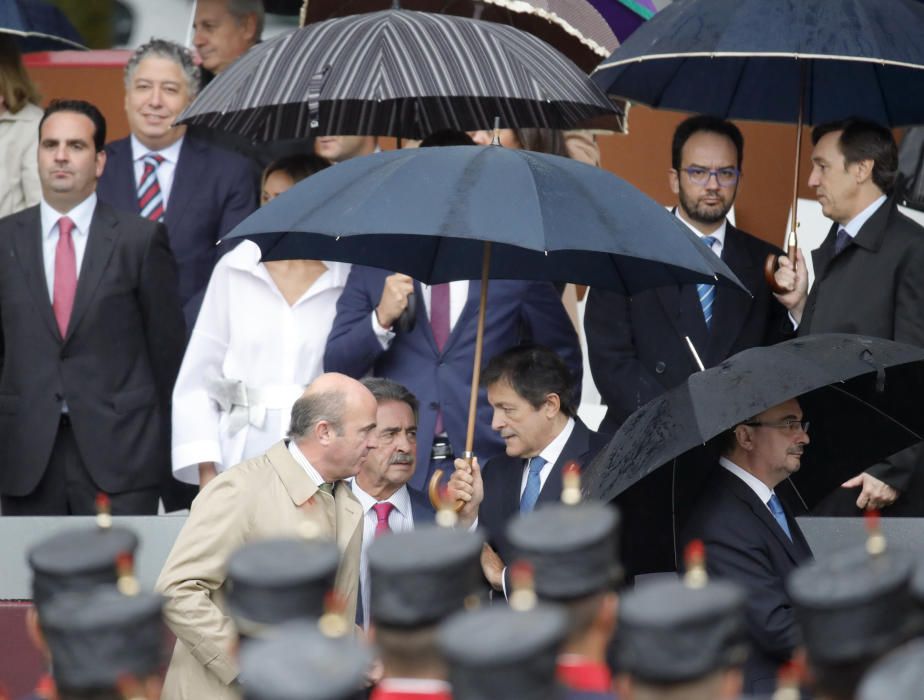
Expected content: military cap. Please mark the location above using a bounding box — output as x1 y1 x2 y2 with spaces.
28 525 138 609
615 577 748 684
857 638 924 700
507 502 621 600
438 604 567 700
368 526 483 628
41 586 163 691
227 537 339 634
787 545 920 665
239 621 372 700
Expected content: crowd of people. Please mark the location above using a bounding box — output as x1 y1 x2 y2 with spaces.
4 0 924 698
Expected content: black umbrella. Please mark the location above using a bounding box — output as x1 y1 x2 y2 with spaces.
178 9 622 141
582 334 924 576
0 0 86 51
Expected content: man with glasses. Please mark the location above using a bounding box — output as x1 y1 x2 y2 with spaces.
585 115 789 433
680 398 814 696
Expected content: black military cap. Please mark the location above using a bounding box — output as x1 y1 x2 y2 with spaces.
615 577 748 684
438 604 567 700
368 526 483 627
28 526 138 610
857 638 924 700
226 538 340 635
787 546 920 665
240 621 371 700
41 586 163 691
507 502 621 600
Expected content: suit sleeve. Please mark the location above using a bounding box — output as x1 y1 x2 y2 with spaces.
323 268 388 377
139 222 186 408
520 281 583 401
155 474 252 685
584 284 665 423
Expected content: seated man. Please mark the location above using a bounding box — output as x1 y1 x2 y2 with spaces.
680 398 814 696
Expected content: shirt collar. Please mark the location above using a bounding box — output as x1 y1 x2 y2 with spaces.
719 456 775 505
349 478 411 516
536 417 575 467
130 133 184 164
40 192 97 240
674 208 728 247
287 439 327 488
842 194 887 238
376 679 452 693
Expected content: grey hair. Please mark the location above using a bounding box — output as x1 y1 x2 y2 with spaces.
228 0 265 41
360 377 419 419
288 390 346 440
124 38 201 99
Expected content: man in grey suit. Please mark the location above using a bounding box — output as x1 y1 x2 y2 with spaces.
774 118 924 515
0 99 185 515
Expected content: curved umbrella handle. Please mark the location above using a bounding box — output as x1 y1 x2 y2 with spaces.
428 465 465 512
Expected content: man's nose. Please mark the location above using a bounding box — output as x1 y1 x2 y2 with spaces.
807 167 821 188
490 411 503 432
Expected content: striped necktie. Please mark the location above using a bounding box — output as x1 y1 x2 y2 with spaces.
697 235 718 329
137 153 166 221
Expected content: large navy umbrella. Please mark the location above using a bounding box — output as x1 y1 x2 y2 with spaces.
225 143 746 504
582 334 924 575
591 0 924 290
0 0 86 51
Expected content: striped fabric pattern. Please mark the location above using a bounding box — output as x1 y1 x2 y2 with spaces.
179 9 621 141
137 153 166 222
697 235 717 328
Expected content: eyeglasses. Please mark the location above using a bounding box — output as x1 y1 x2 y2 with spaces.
681 166 741 187
742 419 810 434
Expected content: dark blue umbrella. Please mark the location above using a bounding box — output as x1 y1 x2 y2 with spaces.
0 0 86 52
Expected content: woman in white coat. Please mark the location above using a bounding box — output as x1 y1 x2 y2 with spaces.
0 38 41 217
172 154 350 487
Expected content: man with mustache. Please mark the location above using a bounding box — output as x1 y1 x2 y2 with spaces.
351 377 435 628
680 398 814 696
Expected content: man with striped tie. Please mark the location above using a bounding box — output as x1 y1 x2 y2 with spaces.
0 99 185 515
585 115 789 434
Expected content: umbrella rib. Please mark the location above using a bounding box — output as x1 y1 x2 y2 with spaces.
824 383 923 441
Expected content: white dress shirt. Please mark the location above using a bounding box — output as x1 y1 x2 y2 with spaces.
40 193 97 300
287 440 326 487
171 241 351 483
130 134 183 208
349 478 414 628
675 209 727 258
518 417 576 498
719 456 777 515
372 280 470 347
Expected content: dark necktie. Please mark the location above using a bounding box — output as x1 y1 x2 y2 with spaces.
696 235 718 329
520 456 548 513
52 216 77 337
430 283 450 434
833 227 852 256
137 153 166 221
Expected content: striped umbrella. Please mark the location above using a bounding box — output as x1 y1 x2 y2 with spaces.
178 9 622 141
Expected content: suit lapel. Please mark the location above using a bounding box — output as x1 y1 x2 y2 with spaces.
11 209 61 341
110 140 140 212
334 482 363 553
655 284 709 365
164 138 203 234
65 205 117 342
414 280 439 356
706 226 754 363
810 223 838 283
440 280 480 356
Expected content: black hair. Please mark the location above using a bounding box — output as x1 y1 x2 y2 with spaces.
812 118 898 193
481 344 577 418
40 99 107 152
672 115 743 170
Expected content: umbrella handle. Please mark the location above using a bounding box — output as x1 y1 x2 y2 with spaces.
763 231 798 294
428 462 466 512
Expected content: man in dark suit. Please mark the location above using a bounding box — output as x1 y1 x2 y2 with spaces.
350 377 435 627
774 118 924 515
324 267 582 492
449 345 609 594
681 398 813 696
0 99 185 515
96 38 256 328
585 115 789 434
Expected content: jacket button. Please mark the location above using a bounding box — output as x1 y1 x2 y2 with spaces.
655 361 666 374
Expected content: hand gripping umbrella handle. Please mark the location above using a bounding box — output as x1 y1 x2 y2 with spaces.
428 455 469 512
764 231 798 294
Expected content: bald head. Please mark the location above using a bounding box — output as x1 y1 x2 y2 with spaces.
289 373 378 482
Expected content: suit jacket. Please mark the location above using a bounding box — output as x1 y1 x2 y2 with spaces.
156 441 364 700
324 266 583 491
799 196 924 506
479 419 609 566
0 202 185 496
408 484 437 524
585 222 789 433
96 135 257 323
680 468 813 695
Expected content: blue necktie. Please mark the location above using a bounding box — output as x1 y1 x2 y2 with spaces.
767 493 792 541
834 227 852 256
697 236 718 329
519 456 547 513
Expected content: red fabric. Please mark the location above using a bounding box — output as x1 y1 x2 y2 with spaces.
373 501 395 536
137 154 166 222
33 674 56 699
370 689 451 700
556 658 613 693
52 217 76 337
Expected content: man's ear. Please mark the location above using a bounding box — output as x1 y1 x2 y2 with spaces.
315 419 333 446
668 168 680 195
242 13 259 44
544 392 561 418
734 424 754 451
853 158 874 185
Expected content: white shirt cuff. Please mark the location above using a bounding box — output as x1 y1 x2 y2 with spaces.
370 309 395 349
788 311 800 330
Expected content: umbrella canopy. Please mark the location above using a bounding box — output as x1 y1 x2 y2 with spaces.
178 9 622 141
582 334 924 575
299 0 655 72
0 0 85 51
223 144 745 293
591 0 924 126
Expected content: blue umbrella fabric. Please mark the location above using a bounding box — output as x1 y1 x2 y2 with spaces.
591 0 924 126
224 144 746 293
0 0 86 52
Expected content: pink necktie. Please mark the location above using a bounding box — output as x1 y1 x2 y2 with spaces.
372 502 395 537
52 216 77 337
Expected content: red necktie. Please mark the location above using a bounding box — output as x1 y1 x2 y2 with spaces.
137 153 166 221
372 502 394 537
52 216 77 337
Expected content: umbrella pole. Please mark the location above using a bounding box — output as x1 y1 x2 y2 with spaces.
428 242 492 511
